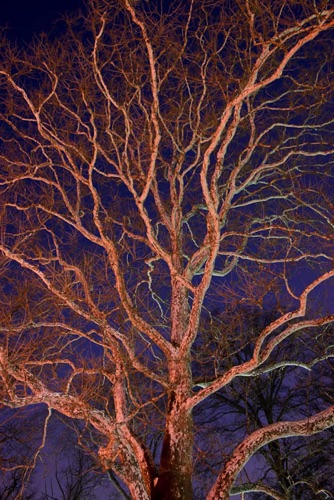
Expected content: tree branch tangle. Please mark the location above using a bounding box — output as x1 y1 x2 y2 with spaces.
1 0 334 498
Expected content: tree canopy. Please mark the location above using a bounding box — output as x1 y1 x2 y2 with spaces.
1 1 334 498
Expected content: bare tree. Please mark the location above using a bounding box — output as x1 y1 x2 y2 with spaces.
1 0 334 498
193 309 334 498
0 407 44 499
40 419 110 500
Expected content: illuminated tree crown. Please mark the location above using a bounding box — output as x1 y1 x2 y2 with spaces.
1 1 334 498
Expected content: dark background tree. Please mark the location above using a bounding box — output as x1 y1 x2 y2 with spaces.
0 408 111 499
1 0 334 498
193 309 334 498
0 408 40 499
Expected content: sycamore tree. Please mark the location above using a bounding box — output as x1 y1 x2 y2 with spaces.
1 0 334 498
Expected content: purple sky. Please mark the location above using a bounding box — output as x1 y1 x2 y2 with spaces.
0 0 84 41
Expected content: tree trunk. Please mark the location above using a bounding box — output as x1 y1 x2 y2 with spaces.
153 360 194 500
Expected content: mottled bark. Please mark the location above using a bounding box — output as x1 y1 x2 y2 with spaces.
207 405 334 499
152 397 193 500
153 357 194 500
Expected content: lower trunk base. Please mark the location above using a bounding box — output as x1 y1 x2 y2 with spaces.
152 472 193 500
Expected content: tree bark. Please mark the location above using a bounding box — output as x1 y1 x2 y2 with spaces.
207 405 334 499
153 359 193 500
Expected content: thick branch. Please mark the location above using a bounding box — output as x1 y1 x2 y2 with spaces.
207 405 334 499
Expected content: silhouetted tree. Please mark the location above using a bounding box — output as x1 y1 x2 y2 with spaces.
193 310 334 498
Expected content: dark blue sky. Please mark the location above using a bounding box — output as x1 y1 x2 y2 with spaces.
0 0 84 41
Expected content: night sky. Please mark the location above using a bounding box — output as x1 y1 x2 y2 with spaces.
0 0 84 41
